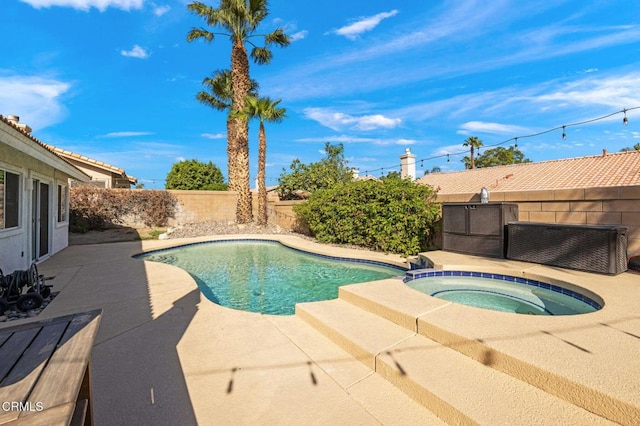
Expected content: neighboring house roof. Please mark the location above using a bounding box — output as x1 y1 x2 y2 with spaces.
418 150 640 193
43 144 137 185
0 114 90 182
355 174 380 182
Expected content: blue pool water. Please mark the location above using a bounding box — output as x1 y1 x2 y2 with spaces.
141 240 404 315
404 271 601 315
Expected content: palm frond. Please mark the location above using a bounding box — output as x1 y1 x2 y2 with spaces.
187 27 214 42
265 28 291 47
250 46 272 65
196 91 229 111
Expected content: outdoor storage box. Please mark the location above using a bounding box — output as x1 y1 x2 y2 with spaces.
442 203 519 258
507 222 628 275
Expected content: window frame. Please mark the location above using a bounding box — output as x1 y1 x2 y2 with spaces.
0 167 21 232
57 182 69 223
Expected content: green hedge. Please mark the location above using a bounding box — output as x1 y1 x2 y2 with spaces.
294 176 440 256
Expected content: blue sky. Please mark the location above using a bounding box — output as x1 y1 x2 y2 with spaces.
1 0 639 189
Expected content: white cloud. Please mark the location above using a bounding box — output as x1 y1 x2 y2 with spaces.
121 45 149 59
303 108 401 131
529 73 640 109
457 121 530 136
0 75 70 130
19 0 143 11
396 139 416 145
153 4 170 16
333 10 399 40
103 131 153 137
202 133 225 139
291 31 308 42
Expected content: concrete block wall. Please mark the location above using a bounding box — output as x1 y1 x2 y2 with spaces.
436 185 640 255
168 190 238 224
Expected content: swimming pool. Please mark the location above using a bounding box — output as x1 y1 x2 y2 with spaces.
404 270 602 315
140 240 405 315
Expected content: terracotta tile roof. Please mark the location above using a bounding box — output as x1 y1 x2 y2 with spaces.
1 114 136 184
418 150 640 193
43 143 122 173
0 114 90 181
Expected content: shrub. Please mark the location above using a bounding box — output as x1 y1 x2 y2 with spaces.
70 187 177 231
294 176 440 256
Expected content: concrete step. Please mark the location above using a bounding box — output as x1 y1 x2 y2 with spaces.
268 315 445 425
296 297 614 425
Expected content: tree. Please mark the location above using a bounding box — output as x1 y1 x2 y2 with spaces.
620 143 640 152
165 159 227 190
462 146 530 169
187 0 291 223
278 142 353 200
196 69 258 191
462 136 484 169
423 166 441 175
239 96 286 225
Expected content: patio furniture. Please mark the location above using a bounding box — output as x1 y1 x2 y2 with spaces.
442 202 519 258
0 309 102 425
507 222 628 275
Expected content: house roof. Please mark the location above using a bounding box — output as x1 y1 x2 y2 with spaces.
418 150 640 193
0 114 90 182
43 144 137 185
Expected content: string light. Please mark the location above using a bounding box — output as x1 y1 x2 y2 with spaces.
420 159 424 168
514 137 518 148
259 106 638 181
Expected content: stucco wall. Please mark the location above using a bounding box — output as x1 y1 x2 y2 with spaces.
435 185 640 255
1 139 74 273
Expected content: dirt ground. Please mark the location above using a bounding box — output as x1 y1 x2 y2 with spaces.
69 227 166 245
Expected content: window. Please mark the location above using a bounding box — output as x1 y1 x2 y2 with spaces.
57 184 68 222
0 169 20 230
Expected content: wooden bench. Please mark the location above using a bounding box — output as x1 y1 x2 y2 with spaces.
0 309 102 426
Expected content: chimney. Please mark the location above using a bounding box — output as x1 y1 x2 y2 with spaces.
6 114 32 134
400 148 416 181
603 149 607 157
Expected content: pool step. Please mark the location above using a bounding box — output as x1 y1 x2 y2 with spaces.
296 296 614 425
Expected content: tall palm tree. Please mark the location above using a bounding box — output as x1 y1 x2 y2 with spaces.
187 0 290 223
196 69 258 187
463 136 484 169
240 96 286 225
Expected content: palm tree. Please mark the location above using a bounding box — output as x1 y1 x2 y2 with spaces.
463 136 484 169
240 96 286 225
187 0 290 223
195 69 258 187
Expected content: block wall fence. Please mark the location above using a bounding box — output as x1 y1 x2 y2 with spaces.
166 185 640 255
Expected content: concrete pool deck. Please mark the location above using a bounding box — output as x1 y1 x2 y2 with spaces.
5 235 639 424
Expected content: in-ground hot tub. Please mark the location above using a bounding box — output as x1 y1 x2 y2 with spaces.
404 270 603 315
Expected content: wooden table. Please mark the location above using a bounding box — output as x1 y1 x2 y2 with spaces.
0 310 102 426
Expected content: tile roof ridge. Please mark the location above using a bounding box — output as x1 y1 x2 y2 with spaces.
43 142 126 175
